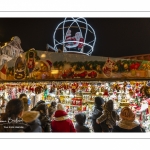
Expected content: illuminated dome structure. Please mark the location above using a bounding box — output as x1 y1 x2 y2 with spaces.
52 17 96 56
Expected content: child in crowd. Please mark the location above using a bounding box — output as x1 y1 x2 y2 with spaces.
75 112 90 132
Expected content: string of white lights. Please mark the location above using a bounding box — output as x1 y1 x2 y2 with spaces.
53 17 96 55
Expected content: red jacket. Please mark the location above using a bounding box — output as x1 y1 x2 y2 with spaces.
51 110 76 132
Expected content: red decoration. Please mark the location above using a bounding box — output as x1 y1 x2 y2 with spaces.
88 71 97 78
27 58 35 69
103 89 109 96
130 62 141 70
77 71 87 78
146 99 150 105
72 97 82 106
71 83 78 93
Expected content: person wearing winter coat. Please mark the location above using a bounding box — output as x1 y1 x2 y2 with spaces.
22 111 42 132
33 103 52 132
91 97 108 132
49 101 57 120
51 103 76 132
49 101 57 117
0 99 31 132
96 100 119 132
75 112 90 132
112 107 145 132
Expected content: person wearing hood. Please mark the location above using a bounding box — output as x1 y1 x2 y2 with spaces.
22 111 42 132
51 103 76 132
31 100 45 111
96 100 119 132
112 107 145 132
33 103 51 132
91 97 108 132
75 112 90 132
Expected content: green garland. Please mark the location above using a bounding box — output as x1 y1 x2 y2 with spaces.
53 59 144 73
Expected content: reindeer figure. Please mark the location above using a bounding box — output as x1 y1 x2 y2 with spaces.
102 58 115 77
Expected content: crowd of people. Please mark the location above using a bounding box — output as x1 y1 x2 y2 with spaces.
0 94 145 132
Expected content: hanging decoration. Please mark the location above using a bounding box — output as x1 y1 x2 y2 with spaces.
102 58 115 77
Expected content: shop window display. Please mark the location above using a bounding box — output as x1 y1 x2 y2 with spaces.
0 80 150 132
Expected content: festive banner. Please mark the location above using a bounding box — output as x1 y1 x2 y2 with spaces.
0 49 150 81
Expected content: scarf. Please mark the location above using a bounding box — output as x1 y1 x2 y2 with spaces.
117 119 140 130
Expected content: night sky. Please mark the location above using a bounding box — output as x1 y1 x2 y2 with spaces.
0 18 150 57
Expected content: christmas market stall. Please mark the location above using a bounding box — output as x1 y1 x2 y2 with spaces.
0 48 150 131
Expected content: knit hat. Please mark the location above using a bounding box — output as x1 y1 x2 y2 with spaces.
57 103 65 111
22 111 40 123
95 97 104 106
120 107 135 122
75 113 86 125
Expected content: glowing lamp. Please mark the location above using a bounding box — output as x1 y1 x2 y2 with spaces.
41 54 46 58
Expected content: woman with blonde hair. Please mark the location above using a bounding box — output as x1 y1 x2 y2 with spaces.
112 107 145 132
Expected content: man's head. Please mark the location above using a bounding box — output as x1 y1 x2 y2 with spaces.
19 93 28 111
34 103 49 116
19 93 27 100
94 97 104 107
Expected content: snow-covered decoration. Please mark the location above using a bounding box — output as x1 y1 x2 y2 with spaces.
0 36 24 66
52 17 96 55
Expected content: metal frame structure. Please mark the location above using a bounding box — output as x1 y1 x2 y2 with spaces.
53 17 96 56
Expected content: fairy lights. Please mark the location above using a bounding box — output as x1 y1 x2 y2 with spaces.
53 17 96 56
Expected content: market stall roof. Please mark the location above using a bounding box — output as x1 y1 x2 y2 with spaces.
0 49 125 70
0 49 150 82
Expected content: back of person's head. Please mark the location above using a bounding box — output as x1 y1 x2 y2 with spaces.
120 107 135 122
34 103 48 116
94 97 104 107
31 100 45 111
49 106 56 118
19 93 28 111
75 113 86 125
51 101 57 108
19 93 27 99
5 99 24 120
57 103 65 111
37 100 45 105
104 100 114 111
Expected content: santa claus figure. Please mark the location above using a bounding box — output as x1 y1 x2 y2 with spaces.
65 30 74 47
65 30 84 51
